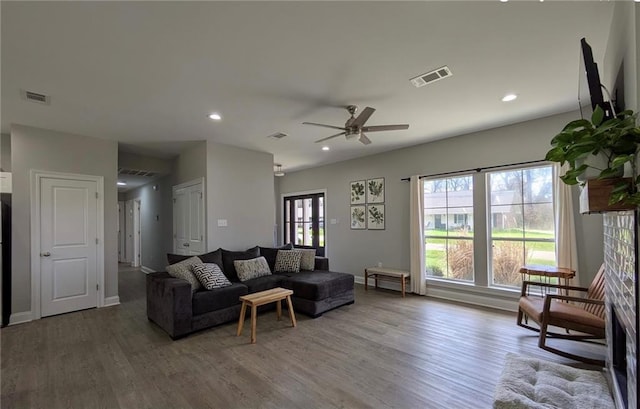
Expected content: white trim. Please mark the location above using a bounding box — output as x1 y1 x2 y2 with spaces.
140 266 156 274
354 276 519 312
104 296 120 307
280 188 328 257
30 170 105 320
9 311 33 326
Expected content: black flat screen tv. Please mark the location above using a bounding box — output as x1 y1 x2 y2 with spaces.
579 38 613 121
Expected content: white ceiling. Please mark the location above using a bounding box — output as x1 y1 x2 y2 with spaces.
1 1 614 173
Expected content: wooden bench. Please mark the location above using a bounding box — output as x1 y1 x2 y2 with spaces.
237 287 296 344
364 267 410 297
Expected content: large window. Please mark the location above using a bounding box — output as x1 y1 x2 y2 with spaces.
424 176 474 281
422 164 556 289
488 166 556 287
283 193 325 255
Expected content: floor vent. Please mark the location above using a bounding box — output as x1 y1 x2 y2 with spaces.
22 89 51 105
410 66 453 88
118 168 157 177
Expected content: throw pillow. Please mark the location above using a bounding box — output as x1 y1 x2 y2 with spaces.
166 256 203 291
259 243 293 272
234 256 272 282
221 247 261 282
298 248 316 271
166 249 222 268
274 250 302 273
191 263 232 290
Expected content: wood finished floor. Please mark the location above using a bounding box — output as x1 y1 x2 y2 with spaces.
1 265 604 409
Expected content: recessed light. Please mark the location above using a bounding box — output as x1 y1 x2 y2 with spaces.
500 0 508 2
322 146 330 151
502 94 517 102
208 112 222 121
117 181 127 186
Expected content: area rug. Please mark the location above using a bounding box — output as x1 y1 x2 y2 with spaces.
493 353 614 409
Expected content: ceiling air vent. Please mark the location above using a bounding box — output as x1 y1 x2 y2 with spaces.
410 66 453 88
267 132 288 139
118 168 157 177
21 89 51 105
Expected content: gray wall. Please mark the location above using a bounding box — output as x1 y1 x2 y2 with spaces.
604 1 638 112
1 133 10 172
277 111 605 287
206 142 275 250
122 175 173 271
119 151 173 175
174 142 206 186
11 124 118 314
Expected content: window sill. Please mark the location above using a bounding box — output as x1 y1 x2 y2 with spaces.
425 277 520 300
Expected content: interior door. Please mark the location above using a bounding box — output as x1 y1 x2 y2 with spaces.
40 177 98 317
125 200 134 263
118 201 125 262
173 180 204 255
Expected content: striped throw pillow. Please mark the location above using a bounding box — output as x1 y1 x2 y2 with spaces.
191 263 232 290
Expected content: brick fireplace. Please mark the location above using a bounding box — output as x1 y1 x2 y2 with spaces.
603 212 639 409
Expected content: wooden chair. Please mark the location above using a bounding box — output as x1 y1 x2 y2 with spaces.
517 264 605 366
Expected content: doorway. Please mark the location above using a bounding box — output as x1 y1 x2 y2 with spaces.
173 178 205 255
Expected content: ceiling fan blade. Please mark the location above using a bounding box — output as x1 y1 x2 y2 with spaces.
315 132 346 143
350 107 376 127
362 124 409 132
302 122 346 131
358 133 372 145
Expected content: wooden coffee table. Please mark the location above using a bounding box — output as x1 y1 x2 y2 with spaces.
237 287 297 344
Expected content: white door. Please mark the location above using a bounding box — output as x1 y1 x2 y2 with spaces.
40 177 98 317
173 180 205 255
118 201 125 262
125 200 134 263
132 199 141 267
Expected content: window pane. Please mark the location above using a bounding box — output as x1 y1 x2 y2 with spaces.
491 240 525 287
319 220 325 247
488 165 555 288
424 176 474 282
283 193 325 250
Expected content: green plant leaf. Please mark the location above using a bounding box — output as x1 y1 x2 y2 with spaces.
610 154 634 168
598 167 622 179
591 105 604 126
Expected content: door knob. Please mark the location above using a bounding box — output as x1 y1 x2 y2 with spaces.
183 243 190 247
41 252 51 257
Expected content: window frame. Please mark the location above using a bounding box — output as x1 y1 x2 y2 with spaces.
283 191 325 256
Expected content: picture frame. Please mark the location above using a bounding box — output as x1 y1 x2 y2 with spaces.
367 204 385 230
350 180 366 204
366 177 385 204
350 205 366 229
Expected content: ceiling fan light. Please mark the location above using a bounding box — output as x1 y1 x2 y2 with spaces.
274 164 285 177
322 146 330 151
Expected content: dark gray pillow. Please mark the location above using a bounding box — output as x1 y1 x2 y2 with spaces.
166 248 222 268
259 243 293 271
221 247 260 282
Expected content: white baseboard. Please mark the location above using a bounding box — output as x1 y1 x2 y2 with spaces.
9 311 33 326
140 266 156 274
104 296 120 307
355 276 518 312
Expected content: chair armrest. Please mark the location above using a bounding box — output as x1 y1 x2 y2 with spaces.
545 294 605 306
146 273 193 339
521 280 589 296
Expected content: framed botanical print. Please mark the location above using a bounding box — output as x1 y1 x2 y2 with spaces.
350 180 366 204
367 204 385 230
350 205 366 229
366 178 384 204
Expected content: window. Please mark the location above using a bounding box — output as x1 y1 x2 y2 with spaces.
283 193 325 255
424 176 474 281
488 166 556 287
422 164 556 289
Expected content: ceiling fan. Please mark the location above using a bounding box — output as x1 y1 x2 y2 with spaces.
302 105 409 145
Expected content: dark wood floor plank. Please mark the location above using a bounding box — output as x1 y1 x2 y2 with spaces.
1 265 604 409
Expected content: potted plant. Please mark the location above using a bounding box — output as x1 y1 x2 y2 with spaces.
545 105 640 206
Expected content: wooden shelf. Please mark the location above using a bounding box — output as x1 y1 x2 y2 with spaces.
579 178 635 214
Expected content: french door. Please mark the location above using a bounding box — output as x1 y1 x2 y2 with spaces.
283 193 324 256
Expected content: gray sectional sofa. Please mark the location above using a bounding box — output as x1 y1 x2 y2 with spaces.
146 245 355 339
